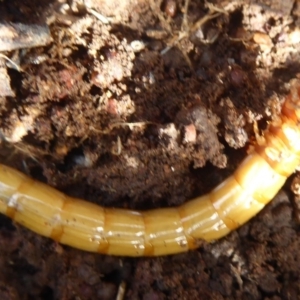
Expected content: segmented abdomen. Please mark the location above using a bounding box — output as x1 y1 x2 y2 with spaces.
0 81 300 256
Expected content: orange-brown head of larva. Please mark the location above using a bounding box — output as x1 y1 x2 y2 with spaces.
281 79 300 124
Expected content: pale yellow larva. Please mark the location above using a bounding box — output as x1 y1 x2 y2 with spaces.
1 80 300 256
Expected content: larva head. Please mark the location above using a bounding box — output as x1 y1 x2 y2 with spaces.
276 79 300 156
282 79 300 123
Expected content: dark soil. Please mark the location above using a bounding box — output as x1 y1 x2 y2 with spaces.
1 0 300 299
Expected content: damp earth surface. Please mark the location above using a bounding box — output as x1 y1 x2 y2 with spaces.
1 0 300 299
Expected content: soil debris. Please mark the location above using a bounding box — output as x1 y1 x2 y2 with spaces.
1 0 300 299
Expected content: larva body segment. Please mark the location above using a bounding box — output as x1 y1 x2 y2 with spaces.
1 81 300 256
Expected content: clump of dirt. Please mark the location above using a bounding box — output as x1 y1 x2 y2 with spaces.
1 0 300 299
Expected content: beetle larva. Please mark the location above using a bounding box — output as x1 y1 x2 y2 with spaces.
1 80 300 256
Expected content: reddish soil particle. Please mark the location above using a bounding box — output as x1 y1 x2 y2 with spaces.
1 0 300 299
